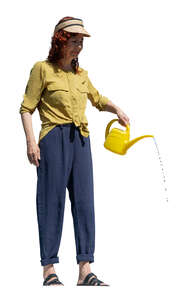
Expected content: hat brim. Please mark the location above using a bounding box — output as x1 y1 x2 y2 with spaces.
63 26 91 37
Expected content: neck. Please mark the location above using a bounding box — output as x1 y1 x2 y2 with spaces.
57 58 73 71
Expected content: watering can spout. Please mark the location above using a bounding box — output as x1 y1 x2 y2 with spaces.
125 135 154 151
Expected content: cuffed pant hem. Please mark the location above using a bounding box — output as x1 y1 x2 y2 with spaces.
40 257 59 266
76 254 94 264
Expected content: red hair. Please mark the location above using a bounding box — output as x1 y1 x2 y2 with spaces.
46 16 82 75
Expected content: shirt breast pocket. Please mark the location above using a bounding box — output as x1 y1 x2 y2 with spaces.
47 83 69 105
76 81 89 109
76 80 89 93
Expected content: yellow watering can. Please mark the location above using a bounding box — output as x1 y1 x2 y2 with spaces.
104 119 154 155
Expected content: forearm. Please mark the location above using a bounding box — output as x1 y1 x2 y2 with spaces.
20 112 36 144
103 100 121 114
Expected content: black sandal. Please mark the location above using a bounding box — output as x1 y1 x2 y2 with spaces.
43 273 64 286
77 272 109 286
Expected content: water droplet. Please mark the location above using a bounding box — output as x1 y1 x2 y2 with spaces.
153 137 168 202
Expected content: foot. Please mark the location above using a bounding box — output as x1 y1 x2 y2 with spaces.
77 273 109 286
77 272 109 286
77 262 109 286
43 264 63 286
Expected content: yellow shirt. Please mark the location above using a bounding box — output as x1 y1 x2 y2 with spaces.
19 60 110 145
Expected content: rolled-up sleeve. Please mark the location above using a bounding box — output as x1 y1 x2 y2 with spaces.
19 61 45 115
87 75 109 112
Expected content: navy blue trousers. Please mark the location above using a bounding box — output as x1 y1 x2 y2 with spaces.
36 123 95 266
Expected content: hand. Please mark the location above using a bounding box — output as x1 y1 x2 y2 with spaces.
26 140 41 167
116 108 130 127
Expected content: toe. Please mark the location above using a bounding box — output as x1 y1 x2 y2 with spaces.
100 282 109 286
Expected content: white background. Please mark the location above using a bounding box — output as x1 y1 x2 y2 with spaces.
1 0 176 298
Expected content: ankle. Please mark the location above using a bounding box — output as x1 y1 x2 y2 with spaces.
43 264 55 274
79 261 91 278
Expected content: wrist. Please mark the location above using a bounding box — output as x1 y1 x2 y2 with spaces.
116 107 121 115
26 138 36 145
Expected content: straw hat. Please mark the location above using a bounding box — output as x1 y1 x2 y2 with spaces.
54 17 91 37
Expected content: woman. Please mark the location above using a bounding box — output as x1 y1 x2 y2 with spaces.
19 16 130 286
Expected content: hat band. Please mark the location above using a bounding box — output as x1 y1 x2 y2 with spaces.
60 23 84 30
54 18 84 33
58 17 82 25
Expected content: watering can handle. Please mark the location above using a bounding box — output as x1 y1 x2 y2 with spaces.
105 119 130 140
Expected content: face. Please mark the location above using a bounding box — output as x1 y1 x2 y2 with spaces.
62 34 84 59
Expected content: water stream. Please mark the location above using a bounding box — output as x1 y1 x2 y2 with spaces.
152 137 168 202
